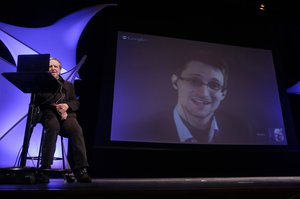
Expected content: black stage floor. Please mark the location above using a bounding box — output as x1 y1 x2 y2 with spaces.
1 176 300 198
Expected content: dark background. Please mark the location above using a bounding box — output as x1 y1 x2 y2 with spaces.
2 0 300 178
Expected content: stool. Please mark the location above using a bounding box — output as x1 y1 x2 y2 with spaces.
36 129 67 169
25 127 67 169
26 127 75 183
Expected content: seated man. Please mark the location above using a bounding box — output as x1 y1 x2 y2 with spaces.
35 57 91 183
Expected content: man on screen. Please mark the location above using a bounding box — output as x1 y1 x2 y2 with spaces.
170 51 251 144
116 50 254 145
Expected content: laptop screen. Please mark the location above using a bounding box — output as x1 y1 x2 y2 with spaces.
17 54 50 73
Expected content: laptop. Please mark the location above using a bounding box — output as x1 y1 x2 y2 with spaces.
17 54 50 73
2 53 59 93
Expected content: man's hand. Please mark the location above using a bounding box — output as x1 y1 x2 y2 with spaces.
60 111 68 120
55 103 69 120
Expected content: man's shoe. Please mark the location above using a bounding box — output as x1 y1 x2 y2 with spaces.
36 165 51 183
74 167 92 183
36 173 50 184
39 165 51 170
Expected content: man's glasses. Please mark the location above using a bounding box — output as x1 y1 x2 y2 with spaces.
178 76 224 92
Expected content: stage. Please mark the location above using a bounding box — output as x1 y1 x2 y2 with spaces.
1 176 300 198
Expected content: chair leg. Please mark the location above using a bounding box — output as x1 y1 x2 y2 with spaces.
60 136 66 170
36 127 45 168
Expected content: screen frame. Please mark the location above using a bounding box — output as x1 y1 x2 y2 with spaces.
92 27 300 153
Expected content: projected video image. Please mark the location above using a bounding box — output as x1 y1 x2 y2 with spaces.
110 31 287 145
